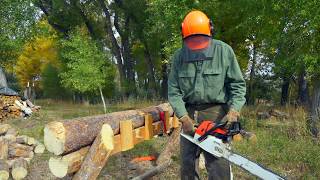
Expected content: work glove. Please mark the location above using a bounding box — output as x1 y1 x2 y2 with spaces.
221 109 240 128
179 115 195 136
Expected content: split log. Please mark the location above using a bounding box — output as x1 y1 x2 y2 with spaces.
0 160 9 180
0 124 11 135
8 144 33 158
34 143 45 154
0 138 9 160
44 103 172 155
73 124 114 180
11 158 28 180
48 146 89 178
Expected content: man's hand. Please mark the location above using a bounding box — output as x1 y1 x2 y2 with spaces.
221 109 240 128
179 115 194 135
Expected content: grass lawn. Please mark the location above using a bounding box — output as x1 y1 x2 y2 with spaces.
2 99 320 179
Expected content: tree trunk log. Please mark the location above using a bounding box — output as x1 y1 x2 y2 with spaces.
48 146 90 178
156 126 181 165
44 103 172 155
11 158 28 180
0 160 9 180
72 124 114 180
0 138 9 160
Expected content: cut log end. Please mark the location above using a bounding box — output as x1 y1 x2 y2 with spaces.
48 157 68 178
0 160 9 180
11 158 28 180
34 143 45 154
12 167 27 180
101 124 114 150
44 122 65 155
0 170 9 180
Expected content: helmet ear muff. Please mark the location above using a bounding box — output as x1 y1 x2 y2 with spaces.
209 19 214 36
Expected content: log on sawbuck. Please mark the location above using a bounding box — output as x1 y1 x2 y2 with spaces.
44 103 173 155
46 103 180 179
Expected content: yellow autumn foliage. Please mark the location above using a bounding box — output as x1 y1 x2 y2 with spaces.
15 37 60 88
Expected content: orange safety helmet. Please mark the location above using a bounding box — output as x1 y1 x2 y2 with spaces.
181 10 213 39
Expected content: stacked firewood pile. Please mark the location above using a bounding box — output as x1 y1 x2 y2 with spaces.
0 124 45 180
44 103 174 179
0 95 40 121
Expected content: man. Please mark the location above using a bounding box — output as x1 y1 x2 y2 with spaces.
168 10 246 180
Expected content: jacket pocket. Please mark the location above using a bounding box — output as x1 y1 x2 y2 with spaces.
178 70 195 91
203 68 222 87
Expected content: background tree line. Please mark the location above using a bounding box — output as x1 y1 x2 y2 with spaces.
0 0 319 134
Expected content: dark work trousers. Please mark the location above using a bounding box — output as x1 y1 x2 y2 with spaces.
180 104 231 180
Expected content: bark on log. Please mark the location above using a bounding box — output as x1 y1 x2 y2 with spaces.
48 146 89 178
72 124 114 180
16 135 28 144
11 158 28 180
0 124 11 135
0 159 9 180
8 144 33 158
0 138 9 160
44 103 172 155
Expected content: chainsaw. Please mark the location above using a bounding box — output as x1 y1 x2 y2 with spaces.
180 121 285 180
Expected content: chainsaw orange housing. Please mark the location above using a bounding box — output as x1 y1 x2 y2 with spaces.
195 121 227 136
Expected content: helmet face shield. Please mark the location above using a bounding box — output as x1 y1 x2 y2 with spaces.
183 35 211 50
182 35 213 62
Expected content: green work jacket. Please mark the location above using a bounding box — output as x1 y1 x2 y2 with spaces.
168 39 246 118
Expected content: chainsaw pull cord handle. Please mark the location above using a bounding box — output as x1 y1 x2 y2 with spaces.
197 122 227 141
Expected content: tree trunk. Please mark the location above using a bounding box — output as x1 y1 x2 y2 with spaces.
0 67 8 88
73 124 114 180
247 44 256 105
309 79 320 137
161 62 168 99
0 160 9 180
281 77 290 106
143 43 157 95
98 0 125 90
297 68 309 106
44 103 173 155
99 87 107 114
49 146 90 178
